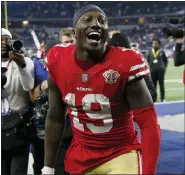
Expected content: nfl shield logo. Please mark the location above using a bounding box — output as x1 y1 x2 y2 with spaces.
82 74 88 82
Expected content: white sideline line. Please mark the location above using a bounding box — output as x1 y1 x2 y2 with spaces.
155 100 184 105
157 87 184 91
165 79 183 83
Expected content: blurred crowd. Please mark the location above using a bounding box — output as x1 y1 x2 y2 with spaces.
1 1 185 19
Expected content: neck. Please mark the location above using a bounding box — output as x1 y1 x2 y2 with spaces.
153 48 159 51
75 44 107 63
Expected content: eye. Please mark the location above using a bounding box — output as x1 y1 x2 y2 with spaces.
83 15 91 23
99 16 107 24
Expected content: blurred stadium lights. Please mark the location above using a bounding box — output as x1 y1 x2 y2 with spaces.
23 20 29 27
138 17 145 24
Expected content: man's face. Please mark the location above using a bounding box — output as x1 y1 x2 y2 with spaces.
152 40 160 50
1 35 9 58
61 35 75 44
73 11 108 52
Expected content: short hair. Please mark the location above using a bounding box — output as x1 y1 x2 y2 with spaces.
108 33 131 48
152 38 161 44
60 27 73 37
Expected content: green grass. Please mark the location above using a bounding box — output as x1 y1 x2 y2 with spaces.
155 59 184 102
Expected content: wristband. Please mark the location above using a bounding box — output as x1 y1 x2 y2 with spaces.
42 166 55 174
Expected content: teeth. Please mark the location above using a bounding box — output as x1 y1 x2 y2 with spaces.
88 32 100 36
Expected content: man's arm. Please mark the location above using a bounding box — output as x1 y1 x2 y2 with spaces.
174 38 185 66
146 52 152 68
125 78 161 174
143 76 157 103
29 85 41 103
44 75 66 168
162 51 168 69
9 51 35 91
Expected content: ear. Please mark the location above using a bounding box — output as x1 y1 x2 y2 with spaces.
72 29 76 39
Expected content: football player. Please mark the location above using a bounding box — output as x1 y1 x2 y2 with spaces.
43 5 161 175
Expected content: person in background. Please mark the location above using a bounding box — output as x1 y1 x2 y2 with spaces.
37 40 47 59
55 27 75 175
30 40 57 175
109 31 157 102
147 39 168 102
131 43 139 52
60 27 75 44
174 37 185 84
1 28 35 175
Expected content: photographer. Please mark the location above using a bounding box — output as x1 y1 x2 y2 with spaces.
29 41 49 175
30 40 64 175
1 28 35 175
174 37 185 83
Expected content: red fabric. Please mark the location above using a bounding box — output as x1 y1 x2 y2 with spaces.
132 105 161 175
46 44 151 174
76 59 95 71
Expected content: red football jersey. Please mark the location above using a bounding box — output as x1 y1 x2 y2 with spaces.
46 44 149 174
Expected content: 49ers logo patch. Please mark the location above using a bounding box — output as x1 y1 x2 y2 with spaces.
103 69 120 84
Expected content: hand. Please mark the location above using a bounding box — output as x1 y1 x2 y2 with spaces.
41 80 48 91
42 166 55 174
176 38 184 44
9 51 26 67
1 42 8 56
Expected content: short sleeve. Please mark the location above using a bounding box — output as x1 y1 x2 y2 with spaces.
126 50 150 82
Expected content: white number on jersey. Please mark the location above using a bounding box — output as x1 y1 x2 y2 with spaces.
65 93 113 134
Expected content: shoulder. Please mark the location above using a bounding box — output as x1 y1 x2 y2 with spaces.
109 46 149 81
46 44 74 67
110 46 145 67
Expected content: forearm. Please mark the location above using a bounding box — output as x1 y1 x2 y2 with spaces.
29 85 41 103
174 43 185 66
18 57 35 91
140 124 160 174
44 117 65 168
133 105 161 174
144 76 157 102
164 57 168 68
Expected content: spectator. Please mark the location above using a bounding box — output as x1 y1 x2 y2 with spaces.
131 42 139 51
1 28 35 175
174 37 185 84
55 28 75 175
147 39 168 102
29 40 57 175
60 27 75 44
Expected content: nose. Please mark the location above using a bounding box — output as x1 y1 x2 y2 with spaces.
90 19 101 30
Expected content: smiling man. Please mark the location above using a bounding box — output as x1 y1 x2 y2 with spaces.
43 5 161 175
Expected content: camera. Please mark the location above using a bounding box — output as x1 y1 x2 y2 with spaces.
7 39 24 53
33 91 48 128
163 28 185 38
163 17 185 38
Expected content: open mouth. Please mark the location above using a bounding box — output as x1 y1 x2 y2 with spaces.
87 32 102 43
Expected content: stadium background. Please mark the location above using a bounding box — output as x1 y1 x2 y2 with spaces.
1 1 184 174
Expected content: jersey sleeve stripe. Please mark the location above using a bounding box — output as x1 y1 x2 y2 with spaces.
55 43 71 47
128 68 150 81
130 62 147 71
